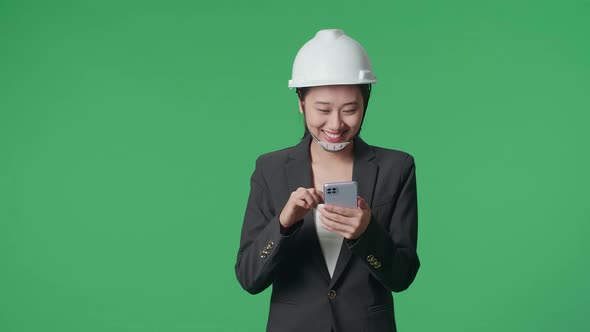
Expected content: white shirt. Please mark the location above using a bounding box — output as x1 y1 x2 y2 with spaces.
314 204 343 278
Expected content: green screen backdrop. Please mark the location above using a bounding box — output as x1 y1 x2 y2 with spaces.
1 0 589 331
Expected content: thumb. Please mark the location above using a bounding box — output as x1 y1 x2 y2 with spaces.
357 196 369 210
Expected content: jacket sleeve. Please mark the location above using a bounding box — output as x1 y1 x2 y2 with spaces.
347 154 420 292
235 157 303 294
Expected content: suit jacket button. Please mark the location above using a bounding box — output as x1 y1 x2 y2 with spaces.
328 290 337 299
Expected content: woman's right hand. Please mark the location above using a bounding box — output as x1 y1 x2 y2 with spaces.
279 187 324 228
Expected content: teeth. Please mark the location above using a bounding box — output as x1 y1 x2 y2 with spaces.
324 131 342 139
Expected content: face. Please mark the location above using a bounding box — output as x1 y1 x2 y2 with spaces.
299 85 364 144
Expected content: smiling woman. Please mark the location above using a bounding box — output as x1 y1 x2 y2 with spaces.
235 29 420 332
298 85 368 153
297 84 372 139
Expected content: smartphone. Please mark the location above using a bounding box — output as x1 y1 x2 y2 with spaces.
323 181 358 208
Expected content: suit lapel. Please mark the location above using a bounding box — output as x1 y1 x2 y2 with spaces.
329 137 378 288
285 135 331 282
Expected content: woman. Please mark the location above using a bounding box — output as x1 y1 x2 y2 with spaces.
235 29 420 332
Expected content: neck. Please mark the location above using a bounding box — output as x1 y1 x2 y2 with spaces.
309 137 354 164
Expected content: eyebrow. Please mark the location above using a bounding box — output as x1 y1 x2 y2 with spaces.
313 101 359 106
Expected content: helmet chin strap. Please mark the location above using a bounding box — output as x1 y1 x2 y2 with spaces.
308 131 351 152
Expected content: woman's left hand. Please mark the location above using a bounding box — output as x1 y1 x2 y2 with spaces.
318 196 371 240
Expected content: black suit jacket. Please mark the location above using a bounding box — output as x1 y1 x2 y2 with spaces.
235 134 419 332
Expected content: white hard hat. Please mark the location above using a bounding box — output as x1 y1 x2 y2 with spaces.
288 29 377 88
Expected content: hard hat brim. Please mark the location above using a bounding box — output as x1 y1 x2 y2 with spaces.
288 78 377 89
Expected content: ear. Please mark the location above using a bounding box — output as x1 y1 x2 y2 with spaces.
298 99 304 114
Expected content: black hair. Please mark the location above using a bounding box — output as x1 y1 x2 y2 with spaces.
296 84 372 139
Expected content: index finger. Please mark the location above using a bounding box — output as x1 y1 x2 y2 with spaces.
305 188 324 205
315 189 325 202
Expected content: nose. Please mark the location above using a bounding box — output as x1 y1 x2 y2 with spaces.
327 110 342 129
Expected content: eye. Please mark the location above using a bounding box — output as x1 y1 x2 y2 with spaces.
343 109 357 114
317 109 330 113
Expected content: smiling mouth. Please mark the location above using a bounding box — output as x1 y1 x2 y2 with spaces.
322 130 345 142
